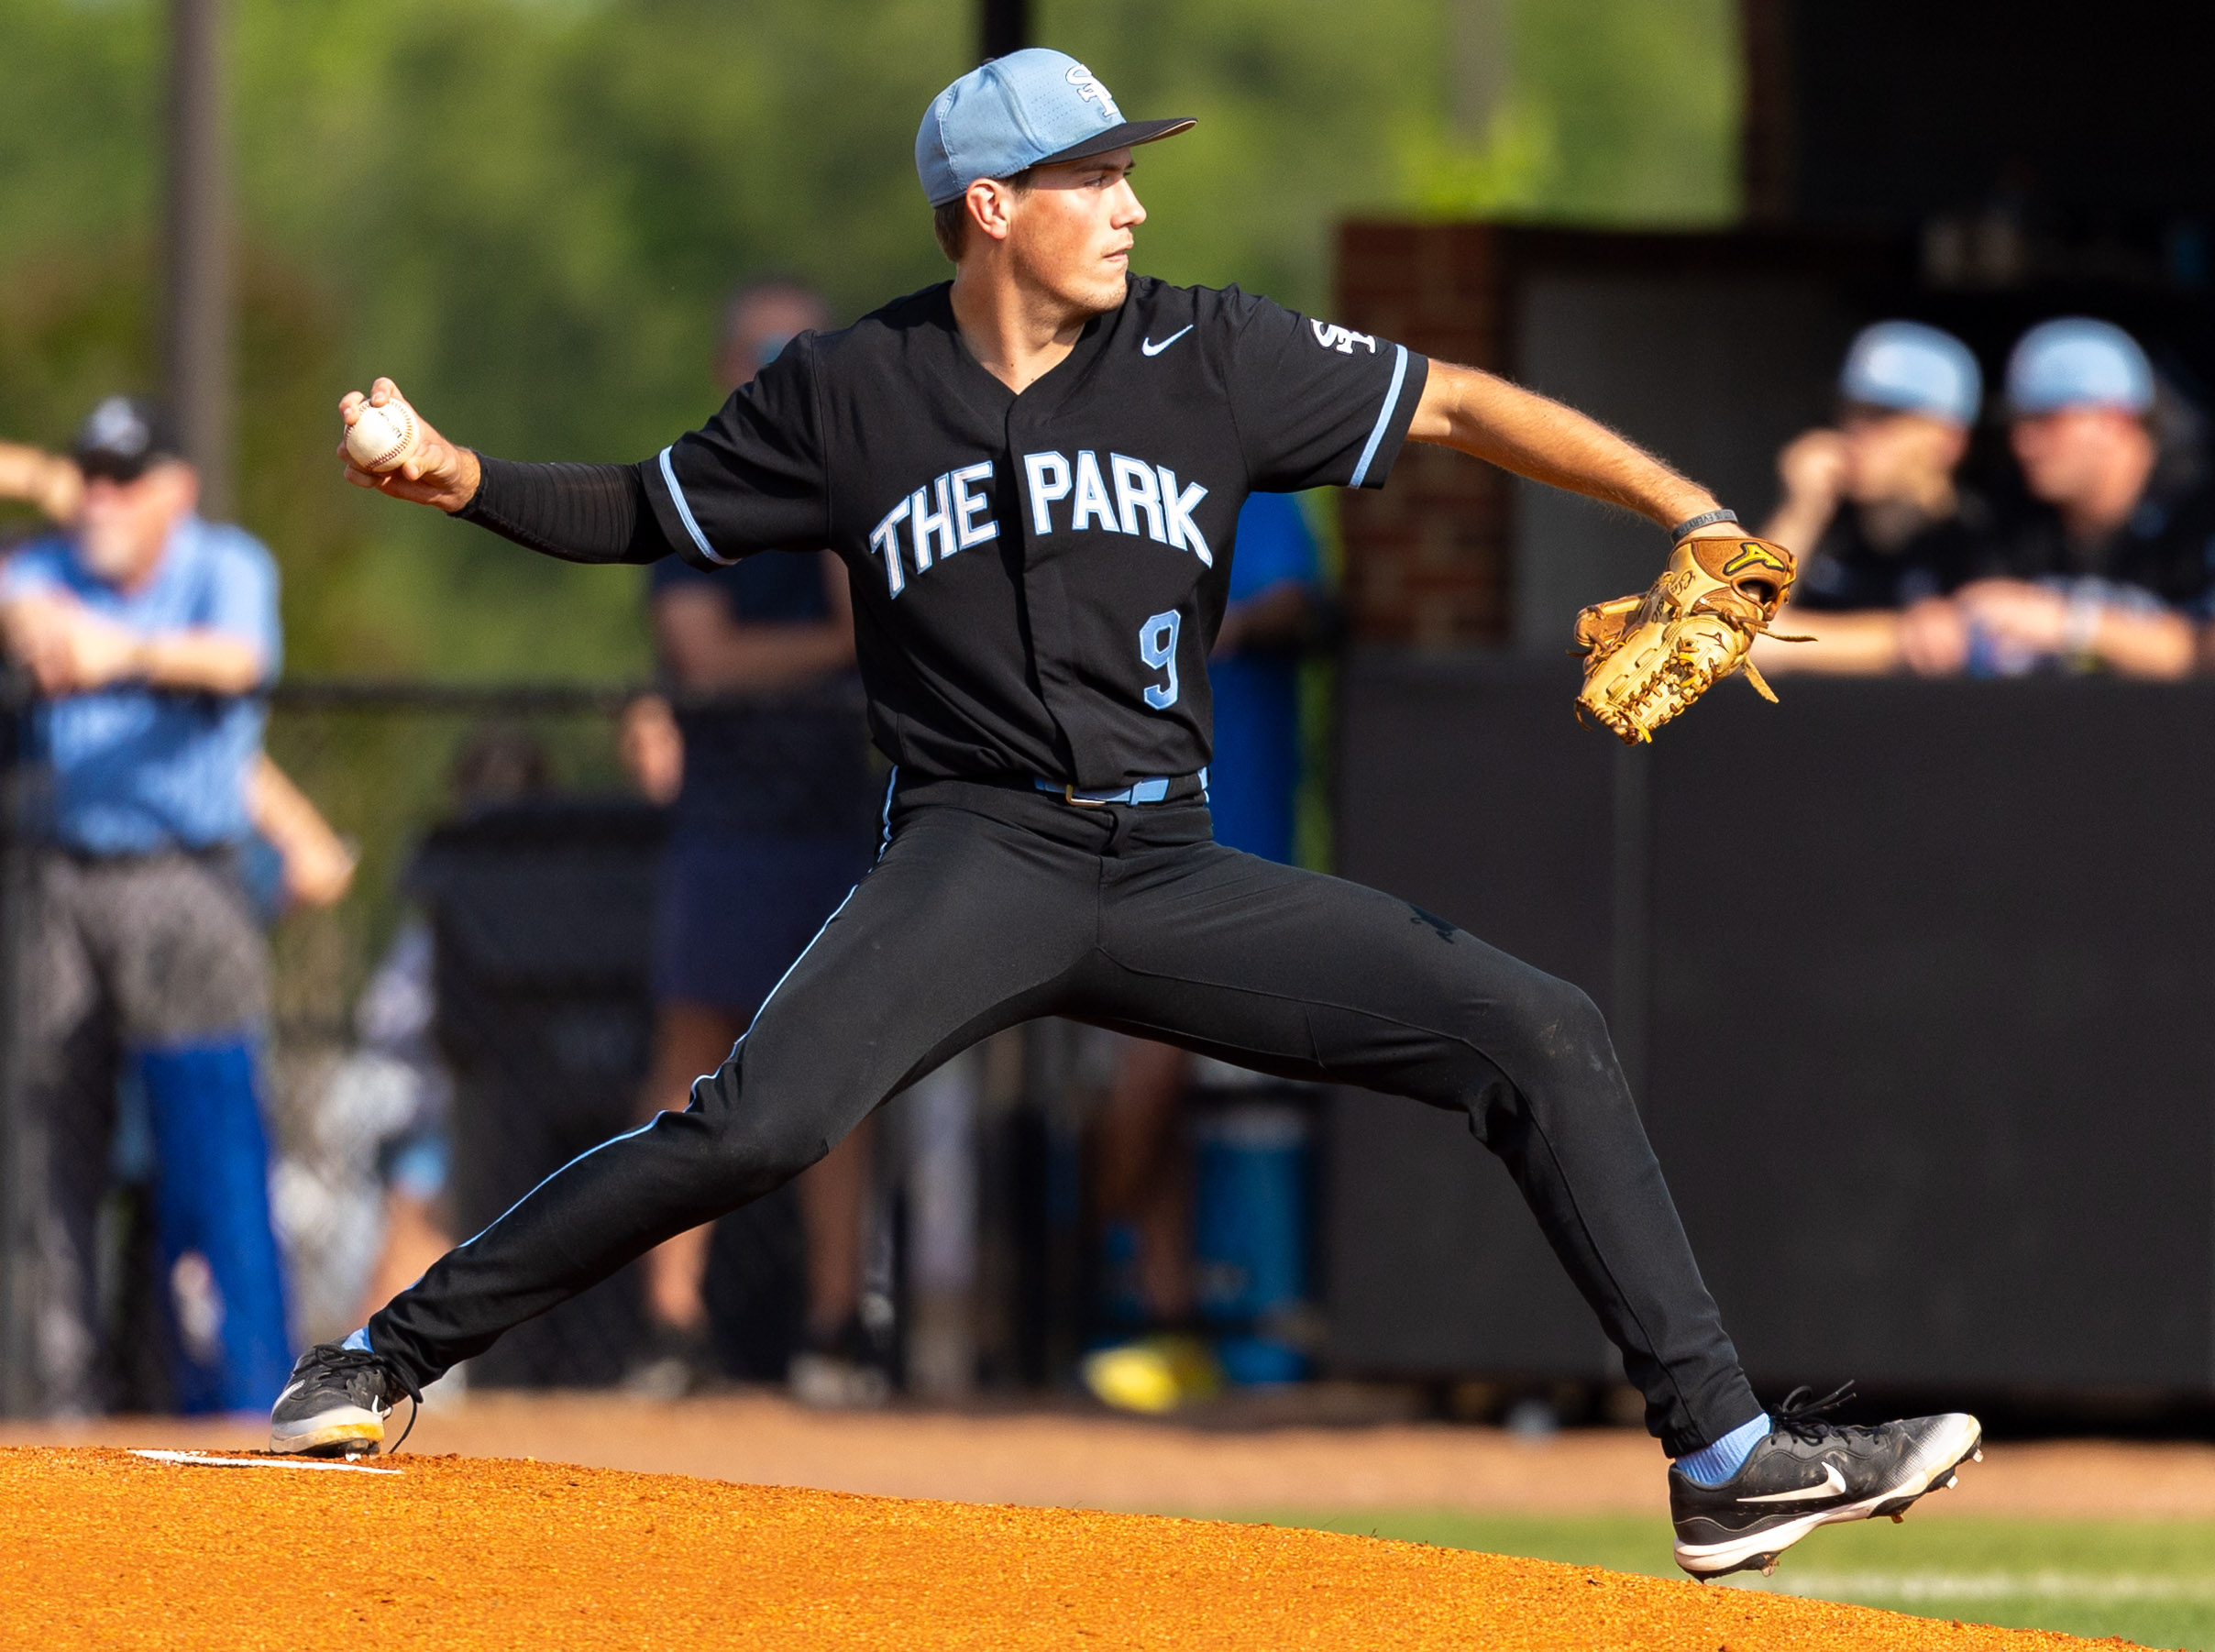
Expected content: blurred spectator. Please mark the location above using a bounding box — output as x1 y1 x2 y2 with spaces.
624 281 884 1404
0 397 288 1415
347 728 552 1330
618 692 683 807
1087 492 1327 1410
1943 319 2209 677
1754 321 1994 676
1194 492 1328 865
7 433 370 913
239 754 358 920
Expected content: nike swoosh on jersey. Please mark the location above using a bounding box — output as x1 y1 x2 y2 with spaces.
1141 325 1195 357
1739 1461 1848 1503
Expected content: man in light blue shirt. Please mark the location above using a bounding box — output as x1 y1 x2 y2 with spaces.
0 397 290 1416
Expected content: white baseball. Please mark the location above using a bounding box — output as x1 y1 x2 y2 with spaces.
346 398 420 473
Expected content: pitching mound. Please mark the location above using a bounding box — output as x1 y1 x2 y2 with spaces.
2 1447 2122 1649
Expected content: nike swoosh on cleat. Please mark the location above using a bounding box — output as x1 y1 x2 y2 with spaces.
1740 1461 1848 1503
1141 326 1194 357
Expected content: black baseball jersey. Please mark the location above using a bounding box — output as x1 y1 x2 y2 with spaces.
1992 469 2215 613
637 278 1428 789
1791 493 1999 612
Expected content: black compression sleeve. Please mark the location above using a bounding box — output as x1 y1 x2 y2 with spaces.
452 456 673 566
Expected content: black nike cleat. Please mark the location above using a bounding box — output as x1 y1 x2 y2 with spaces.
1670 1383 1983 1579
268 1344 423 1458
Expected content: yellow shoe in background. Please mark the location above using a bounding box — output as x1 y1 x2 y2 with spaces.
1081 1335 1223 1415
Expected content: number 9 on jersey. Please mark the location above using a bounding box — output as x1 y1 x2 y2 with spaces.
1140 611 1181 709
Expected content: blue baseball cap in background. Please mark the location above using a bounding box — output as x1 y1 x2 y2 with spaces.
2005 318 2154 417
1838 321 1982 425
916 50 1195 207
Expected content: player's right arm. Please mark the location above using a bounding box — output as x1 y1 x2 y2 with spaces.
335 379 671 566
336 359 826 572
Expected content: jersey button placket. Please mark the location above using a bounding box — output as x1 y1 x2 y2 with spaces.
1006 403 1085 778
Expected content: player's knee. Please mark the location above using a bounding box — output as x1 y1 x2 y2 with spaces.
690 1061 837 1191
697 1107 832 1195
1525 974 1615 1075
729 1120 832 1190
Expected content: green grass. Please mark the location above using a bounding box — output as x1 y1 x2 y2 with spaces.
1209 1511 2215 1649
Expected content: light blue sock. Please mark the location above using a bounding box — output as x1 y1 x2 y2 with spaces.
341 1327 373 1353
1675 1412 1771 1486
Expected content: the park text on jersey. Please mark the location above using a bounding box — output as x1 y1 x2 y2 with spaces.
866 451 1214 599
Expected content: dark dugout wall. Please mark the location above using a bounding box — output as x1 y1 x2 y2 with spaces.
1748 0 2215 230
1326 658 2215 1397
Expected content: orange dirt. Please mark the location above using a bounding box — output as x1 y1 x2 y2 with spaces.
1 1446 2130 1650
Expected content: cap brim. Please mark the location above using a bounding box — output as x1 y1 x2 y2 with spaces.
72 450 154 483
1033 117 1196 169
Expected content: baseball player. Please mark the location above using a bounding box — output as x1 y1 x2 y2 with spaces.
270 50 1979 1579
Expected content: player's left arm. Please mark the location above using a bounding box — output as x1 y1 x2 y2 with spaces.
1407 361 1725 535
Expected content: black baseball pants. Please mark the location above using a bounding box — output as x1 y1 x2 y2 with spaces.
369 775 1759 1454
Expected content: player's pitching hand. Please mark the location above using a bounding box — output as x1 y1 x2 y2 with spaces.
337 379 480 513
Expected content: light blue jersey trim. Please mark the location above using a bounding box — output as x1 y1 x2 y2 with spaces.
341 1327 373 1353
877 766 898 861
1348 344 1410 490
658 446 733 566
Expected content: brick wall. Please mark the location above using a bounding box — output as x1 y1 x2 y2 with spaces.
1333 222 1511 646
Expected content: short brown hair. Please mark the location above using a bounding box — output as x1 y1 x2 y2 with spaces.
931 170 1034 263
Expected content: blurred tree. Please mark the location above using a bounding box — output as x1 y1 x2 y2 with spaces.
0 0 1736 677
1411 0 1741 222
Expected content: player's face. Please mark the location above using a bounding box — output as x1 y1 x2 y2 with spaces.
1837 409 1966 505
2010 405 2148 510
1008 150 1146 315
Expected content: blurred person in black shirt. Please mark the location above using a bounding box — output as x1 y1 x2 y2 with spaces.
1943 319 2210 677
623 282 884 1404
1754 321 1996 676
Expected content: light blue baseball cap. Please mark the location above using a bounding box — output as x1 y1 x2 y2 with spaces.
1838 321 1981 425
2005 317 2154 416
916 50 1195 207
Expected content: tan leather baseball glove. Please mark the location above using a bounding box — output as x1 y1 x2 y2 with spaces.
1573 534 1802 744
